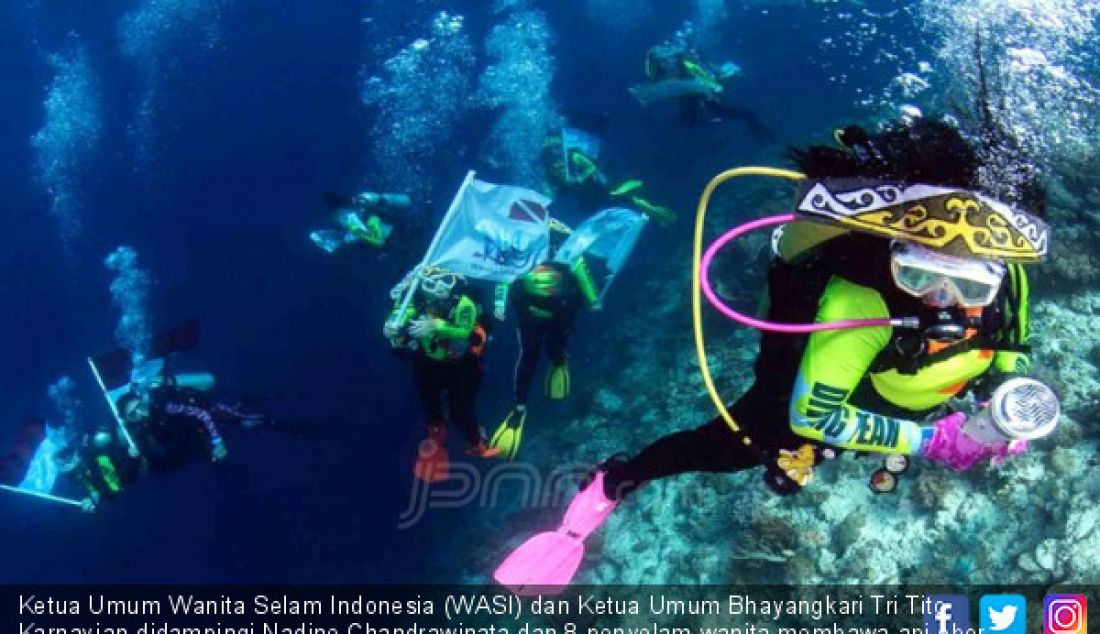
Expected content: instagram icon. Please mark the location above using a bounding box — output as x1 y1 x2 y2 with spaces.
1044 595 1087 634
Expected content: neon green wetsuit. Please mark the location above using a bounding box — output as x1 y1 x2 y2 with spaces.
388 293 480 361
790 264 1030 455
389 290 488 443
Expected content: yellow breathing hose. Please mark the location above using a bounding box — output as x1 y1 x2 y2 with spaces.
692 167 806 438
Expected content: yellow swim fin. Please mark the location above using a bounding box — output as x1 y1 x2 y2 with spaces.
545 362 571 400
489 406 527 461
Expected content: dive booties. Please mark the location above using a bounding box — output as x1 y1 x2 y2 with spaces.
413 425 449 483
467 440 502 459
494 471 618 594
489 406 527 461
545 362 571 400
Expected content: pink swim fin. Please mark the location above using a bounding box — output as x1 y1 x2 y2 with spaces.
493 531 585 595
493 472 618 595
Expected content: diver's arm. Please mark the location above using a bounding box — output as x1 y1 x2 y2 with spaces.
572 258 600 308
787 278 930 455
433 296 477 340
992 262 1031 375
163 401 224 452
385 299 416 335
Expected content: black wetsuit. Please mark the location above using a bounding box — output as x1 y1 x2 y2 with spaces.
603 257 826 498
602 235 1029 499
415 353 483 444
393 292 487 445
76 443 141 500
138 387 250 472
679 97 774 142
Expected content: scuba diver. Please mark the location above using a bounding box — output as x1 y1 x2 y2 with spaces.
384 268 500 483
69 426 142 511
542 126 677 226
0 418 139 513
116 376 266 473
489 222 602 461
494 117 1052 591
310 190 412 254
631 36 773 142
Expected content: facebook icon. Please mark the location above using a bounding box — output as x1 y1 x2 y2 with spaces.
924 595 970 634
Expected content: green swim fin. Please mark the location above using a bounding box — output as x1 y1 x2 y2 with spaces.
545 363 571 400
610 179 643 197
489 406 527 461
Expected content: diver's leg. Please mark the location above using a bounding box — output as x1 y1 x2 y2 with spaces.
512 318 543 406
602 417 760 500
447 356 484 445
414 356 445 429
700 101 775 142
679 95 703 126
546 318 572 366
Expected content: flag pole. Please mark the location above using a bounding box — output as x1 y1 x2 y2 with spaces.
390 170 477 324
87 357 141 458
0 483 85 509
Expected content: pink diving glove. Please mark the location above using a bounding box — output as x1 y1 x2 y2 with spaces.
921 412 1029 472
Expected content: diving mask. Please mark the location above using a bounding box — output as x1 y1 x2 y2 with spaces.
890 242 1005 308
419 268 458 300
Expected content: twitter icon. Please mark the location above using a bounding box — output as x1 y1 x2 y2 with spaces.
981 595 1027 634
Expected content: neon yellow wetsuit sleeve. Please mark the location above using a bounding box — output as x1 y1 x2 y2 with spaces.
572 258 600 307
434 295 477 340
788 277 930 455
993 263 1031 374
386 300 416 328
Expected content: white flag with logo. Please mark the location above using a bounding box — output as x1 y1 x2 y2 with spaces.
426 172 552 282
554 207 648 300
555 207 647 272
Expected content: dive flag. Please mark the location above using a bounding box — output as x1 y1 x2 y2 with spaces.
555 207 648 275
89 318 200 391
554 207 648 302
426 172 551 283
0 420 67 494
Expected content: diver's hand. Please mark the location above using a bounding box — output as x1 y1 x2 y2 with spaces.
922 412 1028 471
409 317 444 338
81 492 100 513
211 439 229 463
383 321 400 339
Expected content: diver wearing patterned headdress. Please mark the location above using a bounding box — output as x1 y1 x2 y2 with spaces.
494 117 1050 590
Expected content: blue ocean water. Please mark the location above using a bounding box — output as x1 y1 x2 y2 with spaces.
1 1 1096 585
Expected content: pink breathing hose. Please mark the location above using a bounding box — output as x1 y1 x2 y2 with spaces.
700 213 915 333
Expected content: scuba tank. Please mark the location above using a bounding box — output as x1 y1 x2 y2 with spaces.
96 455 123 494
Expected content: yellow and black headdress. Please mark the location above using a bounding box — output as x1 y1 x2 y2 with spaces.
794 178 1049 262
